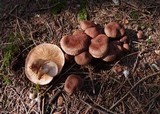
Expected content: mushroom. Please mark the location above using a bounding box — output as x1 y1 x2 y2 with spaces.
25 43 65 85
85 27 99 38
104 22 125 38
137 30 143 39
74 51 92 65
89 34 109 58
64 74 83 95
79 20 96 30
60 33 90 56
120 36 128 43
111 41 123 54
102 43 117 62
123 43 130 52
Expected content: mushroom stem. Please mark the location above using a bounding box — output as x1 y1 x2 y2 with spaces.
38 68 49 80
37 61 59 80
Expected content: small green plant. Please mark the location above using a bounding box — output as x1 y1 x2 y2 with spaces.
130 10 139 20
49 0 66 15
1 34 19 69
77 0 88 20
0 74 11 85
145 36 152 44
34 84 40 93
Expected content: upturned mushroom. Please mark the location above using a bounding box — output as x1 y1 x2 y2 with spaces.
64 74 83 95
104 22 125 38
79 20 96 30
60 33 90 56
25 43 65 85
74 51 92 65
89 34 109 58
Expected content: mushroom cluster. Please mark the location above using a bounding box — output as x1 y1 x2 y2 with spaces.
60 20 130 65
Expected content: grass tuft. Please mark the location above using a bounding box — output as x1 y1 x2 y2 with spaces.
1 34 19 69
0 74 11 85
77 0 88 21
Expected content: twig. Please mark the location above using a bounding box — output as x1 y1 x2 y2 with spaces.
79 98 119 114
49 88 62 105
16 19 25 41
110 71 160 110
86 65 95 94
10 87 28 113
0 5 19 21
41 97 45 114
115 51 140 65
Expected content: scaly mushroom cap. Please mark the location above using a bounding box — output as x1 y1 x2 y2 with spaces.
64 74 83 95
102 43 117 62
74 51 92 65
25 43 65 85
79 20 96 30
85 27 99 38
104 22 125 38
89 34 109 58
60 34 90 56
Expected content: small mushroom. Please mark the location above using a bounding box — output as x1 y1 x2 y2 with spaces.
25 43 65 85
137 30 143 39
120 36 128 43
64 74 83 95
123 43 130 52
79 20 96 30
60 34 90 56
74 51 92 65
57 96 63 106
111 41 123 54
104 22 125 38
89 34 109 58
102 43 117 62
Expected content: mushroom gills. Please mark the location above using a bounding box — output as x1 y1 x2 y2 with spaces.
38 61 59 80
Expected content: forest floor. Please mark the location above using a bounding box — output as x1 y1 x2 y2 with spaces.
0 0 160 114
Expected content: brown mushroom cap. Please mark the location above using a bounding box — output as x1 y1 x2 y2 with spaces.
102 43 117 62
89 34 109 58
60 34 90 55
79 20 96 30
64 74 83 95
25 43 65 85
85 27 99 38
74 51 92 65
72 30 85 36
104 22 125 38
